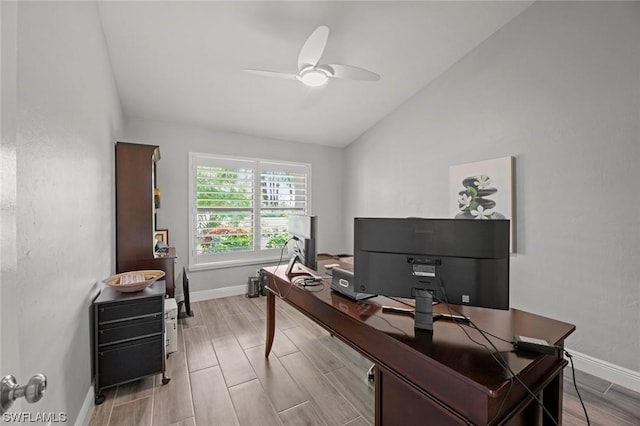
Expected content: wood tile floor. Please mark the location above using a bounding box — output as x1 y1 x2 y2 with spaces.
89 295 639 426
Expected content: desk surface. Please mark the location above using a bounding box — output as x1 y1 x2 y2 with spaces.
264 256 575 424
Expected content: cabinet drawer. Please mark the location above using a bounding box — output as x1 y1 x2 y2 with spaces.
97 298 163 323
98 335 163 388
98 315 162 346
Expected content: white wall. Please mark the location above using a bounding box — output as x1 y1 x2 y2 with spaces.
344 2 640 372
122 118 346 294
1 0 22 413
14 1 122 422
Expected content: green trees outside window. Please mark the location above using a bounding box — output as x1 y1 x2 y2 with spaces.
194 160 308 257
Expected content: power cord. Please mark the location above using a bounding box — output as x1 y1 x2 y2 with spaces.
269 237 297 300
291 276 324 287
291 277 324 293
437 297 591 425
564 350 591 425
269 237 326 300
434 266 559 425
386 295 416 309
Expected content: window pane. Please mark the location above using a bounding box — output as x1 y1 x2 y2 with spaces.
195 165 254 254
190 154 310 266
260 169 308 250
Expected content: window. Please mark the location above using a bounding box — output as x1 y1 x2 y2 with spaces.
189 153 311 269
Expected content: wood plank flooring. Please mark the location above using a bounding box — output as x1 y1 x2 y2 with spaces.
89 295 639 426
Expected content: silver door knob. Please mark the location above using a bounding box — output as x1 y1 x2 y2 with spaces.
1 374 47 413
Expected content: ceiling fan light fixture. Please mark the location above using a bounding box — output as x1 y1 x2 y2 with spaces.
246 26 380 86
297 67 330 87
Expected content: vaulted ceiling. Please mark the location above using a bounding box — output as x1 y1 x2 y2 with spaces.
98 1 533 147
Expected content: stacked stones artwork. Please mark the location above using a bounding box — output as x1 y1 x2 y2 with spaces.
456 175 506 219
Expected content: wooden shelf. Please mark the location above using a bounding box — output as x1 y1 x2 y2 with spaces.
115 142 176 297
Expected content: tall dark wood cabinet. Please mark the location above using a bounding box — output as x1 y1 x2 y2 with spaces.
115 142 176 297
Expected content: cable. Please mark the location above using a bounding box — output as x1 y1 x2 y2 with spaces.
477 329 513 345
373 313 411 336
291 276 324 287
273 236 296 273
301 280 326 293
386 296 416 309
434 266 559 426
269 237 297 300
435 292 517 423
270 237 328 300
564 350 591 425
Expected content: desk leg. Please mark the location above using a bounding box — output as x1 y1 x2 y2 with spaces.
542 369 563 425
265 289 276 357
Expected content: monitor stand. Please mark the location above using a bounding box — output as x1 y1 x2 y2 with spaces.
382 289 469 332
414 289 436 331
285 254 322 280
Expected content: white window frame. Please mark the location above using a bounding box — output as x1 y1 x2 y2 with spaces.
188 152 312 270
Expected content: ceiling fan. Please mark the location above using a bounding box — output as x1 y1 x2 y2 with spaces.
245 25 380 87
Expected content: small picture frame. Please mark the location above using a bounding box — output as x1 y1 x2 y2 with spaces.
154 229 169 245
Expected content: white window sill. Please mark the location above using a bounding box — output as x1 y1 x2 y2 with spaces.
188 257 284 272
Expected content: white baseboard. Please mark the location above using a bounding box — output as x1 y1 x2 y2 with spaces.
190 285 246 302
566 348 640 393
74 385 94 426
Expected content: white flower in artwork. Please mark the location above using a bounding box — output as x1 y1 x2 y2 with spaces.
458 193 472 210
471 205 494 219
474 175 492 189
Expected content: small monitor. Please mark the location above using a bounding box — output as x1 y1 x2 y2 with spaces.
288 214 318 271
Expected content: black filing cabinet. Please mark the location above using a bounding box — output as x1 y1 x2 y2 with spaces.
92 280 170 404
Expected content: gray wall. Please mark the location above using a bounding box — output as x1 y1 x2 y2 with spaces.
122 117 346 294
13 1 122 422
344 1 640 371
1 0 22 412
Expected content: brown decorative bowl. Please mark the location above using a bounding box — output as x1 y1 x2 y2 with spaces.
102 270 166 293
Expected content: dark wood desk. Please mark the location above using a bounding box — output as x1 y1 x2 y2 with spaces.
263 257 575 425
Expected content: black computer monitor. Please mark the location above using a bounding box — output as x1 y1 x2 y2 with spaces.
354 217 509 331
287 214 318 271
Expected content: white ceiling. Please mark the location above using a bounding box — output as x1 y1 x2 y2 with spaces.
98 1 533 147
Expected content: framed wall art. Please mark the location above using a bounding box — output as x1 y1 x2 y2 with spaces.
450 156 515 252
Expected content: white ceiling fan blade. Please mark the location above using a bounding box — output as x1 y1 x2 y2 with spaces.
244 69 298 80
327 64 380 81
297 25 329 71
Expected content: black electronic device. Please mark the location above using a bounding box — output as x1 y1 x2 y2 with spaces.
288 214 318 271
513 335 557 355
177 267 193 318
331 267 376 301
354 217 510 331
247 276 260 298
